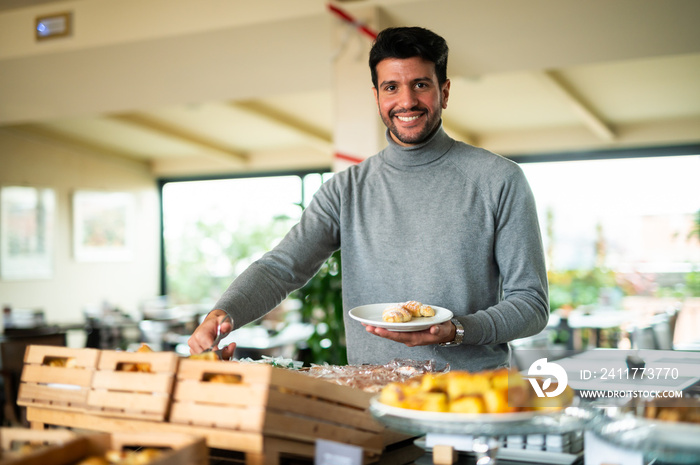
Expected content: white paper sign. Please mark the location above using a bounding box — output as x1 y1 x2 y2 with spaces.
584 431 643 465
426 433 475 451
315 439 362 465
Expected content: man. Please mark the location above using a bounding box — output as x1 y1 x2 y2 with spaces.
189 27 548 372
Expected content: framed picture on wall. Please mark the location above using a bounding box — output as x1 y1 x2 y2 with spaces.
0 186 56 280
73 190 135 262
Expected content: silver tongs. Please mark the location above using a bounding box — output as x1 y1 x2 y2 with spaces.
202 313 233 359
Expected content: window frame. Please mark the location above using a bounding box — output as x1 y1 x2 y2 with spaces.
156 143 700 297
157 168 330 296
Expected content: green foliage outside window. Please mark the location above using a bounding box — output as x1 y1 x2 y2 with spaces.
546 209 700 312
166 209 347 366
547 268 619 311
166 215 296 305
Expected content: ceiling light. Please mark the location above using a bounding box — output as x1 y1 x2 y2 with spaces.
35 12 72 41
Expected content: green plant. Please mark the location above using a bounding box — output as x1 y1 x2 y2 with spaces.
688 209 700 241
686 269 700 297
681 210 700 296
292 250 347 366
547 267 619 311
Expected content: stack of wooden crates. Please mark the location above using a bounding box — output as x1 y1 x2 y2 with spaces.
0 426 207 465
17 345 410 464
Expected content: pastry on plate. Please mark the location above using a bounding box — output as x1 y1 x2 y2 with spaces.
402 300 435 317
381 301 435 323
382 305 412 323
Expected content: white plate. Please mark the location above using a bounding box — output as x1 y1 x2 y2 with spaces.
370 396 539 423
349 303 453 332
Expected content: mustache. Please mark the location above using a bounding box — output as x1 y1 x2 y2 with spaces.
389 107 426 117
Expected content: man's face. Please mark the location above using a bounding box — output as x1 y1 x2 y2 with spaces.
373 57 450 147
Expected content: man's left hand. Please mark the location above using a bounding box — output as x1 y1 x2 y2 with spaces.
364 320 455 346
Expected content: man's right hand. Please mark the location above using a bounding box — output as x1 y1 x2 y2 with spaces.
188 309 236 360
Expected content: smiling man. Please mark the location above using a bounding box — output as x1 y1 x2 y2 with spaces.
373 55 449 146
190 27 549 372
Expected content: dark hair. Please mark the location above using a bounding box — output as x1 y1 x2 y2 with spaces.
369 27 449 88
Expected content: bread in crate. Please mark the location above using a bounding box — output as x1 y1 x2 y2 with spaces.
17 345 100 412
0 427 75 463
86 349 179 421
171 359 385 455
1 432 206 465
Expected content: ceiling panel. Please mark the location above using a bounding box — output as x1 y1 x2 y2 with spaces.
255 90 334 139
558 54 700 122
146 102 314 151
447 73 582 132
1 0 699 176
29 117 204 159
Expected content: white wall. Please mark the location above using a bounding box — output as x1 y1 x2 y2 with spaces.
0 128 160 324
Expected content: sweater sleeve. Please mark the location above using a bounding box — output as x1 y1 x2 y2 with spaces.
461 165 549 344
212 180 341 329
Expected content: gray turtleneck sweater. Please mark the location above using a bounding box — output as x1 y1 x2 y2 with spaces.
214 125 549 372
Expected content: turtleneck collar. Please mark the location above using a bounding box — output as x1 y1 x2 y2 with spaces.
380 121 455 168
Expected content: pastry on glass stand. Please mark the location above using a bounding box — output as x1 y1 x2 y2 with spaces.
371 368 579 465
378 368 573 414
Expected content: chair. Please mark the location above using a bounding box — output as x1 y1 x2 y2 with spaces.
630 325 658 350
629 311 675 350
665 304 681 346
651 312 674 350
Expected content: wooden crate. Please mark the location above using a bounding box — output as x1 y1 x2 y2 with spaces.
5 432 206 465
24 404 414 465
86 349 179 421
170 360 387 455
17 345 99 412
0 427 76 464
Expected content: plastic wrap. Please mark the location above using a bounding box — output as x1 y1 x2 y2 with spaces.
236 355 304 370
302 358 450 392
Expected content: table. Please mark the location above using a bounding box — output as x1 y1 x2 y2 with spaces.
550 308 632 350
551 349 700 464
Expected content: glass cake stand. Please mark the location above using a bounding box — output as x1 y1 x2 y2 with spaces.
587 407 700 464
369 397 589 464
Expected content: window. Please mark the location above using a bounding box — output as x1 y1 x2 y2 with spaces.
161 172 330 305
521 155 700 308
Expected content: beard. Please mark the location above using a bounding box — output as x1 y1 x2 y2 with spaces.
381 105 443 146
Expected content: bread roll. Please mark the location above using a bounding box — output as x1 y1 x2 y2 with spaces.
382 305 412 322
402 300 435 317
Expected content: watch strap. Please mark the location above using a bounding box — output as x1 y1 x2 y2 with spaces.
439 318 464 347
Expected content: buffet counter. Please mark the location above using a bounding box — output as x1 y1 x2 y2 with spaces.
9 346 700 465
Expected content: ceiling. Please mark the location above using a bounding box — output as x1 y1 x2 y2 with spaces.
1 0 699 178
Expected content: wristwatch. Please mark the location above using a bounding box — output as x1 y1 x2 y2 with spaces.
438 318 464 347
